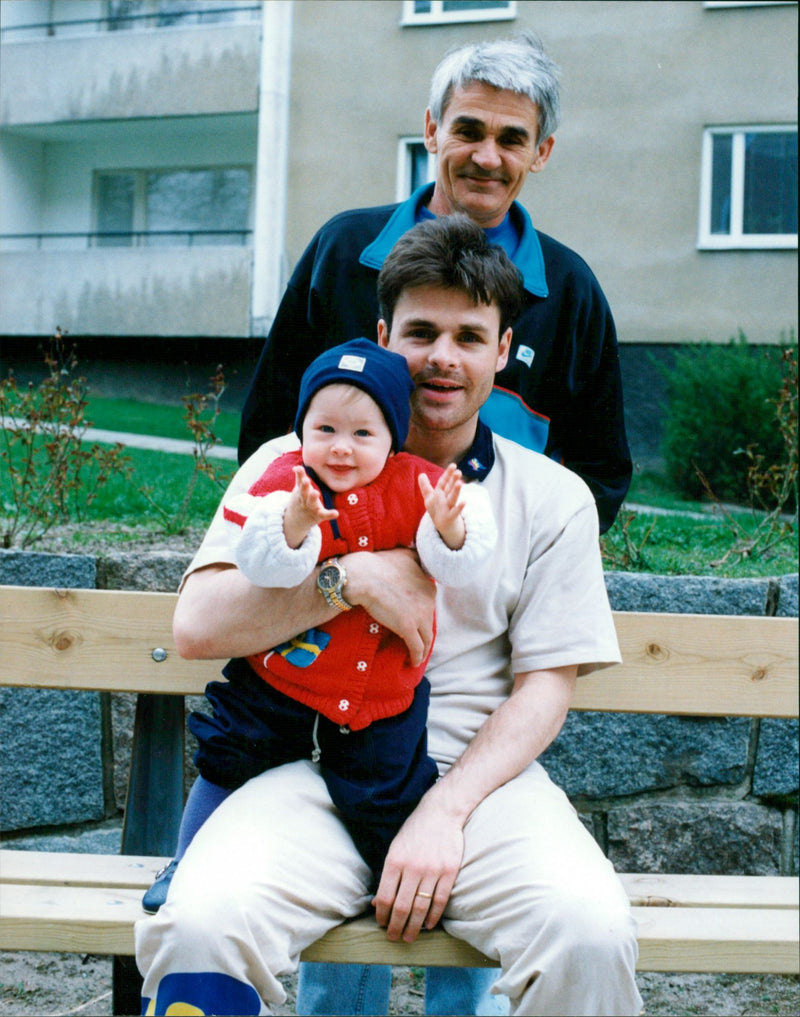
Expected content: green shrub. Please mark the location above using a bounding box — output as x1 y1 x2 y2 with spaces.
660 333 797 506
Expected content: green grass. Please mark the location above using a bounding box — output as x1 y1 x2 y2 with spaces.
86 446 236 526
601 507 797 577
626 470 706 512
85 396 240 447
1 439 236 547
2 400 797 575
608 468 798 577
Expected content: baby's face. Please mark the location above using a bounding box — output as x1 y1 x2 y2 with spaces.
302 384 393 492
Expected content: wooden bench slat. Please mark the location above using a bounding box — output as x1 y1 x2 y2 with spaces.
2 852 796 911
311 908 800 974
2 884 797 974
631 905 800 974
619 872 799 910
577 611 799 717
0 883 141 955
0 850 170 888
302 916 495 968
0 883 493 965
2 586 797 717
0 586 208 696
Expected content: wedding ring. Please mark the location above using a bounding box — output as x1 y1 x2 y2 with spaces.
416 891 433 899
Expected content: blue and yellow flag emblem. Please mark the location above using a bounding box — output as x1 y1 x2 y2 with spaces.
273 628 331 668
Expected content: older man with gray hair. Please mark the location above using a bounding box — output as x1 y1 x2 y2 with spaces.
239 32 631 539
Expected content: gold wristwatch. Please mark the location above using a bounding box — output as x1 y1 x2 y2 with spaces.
317 558 352 612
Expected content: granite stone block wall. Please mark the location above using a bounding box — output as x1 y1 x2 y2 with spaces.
1 550 797 876
540 570 799 875
0 552 108 832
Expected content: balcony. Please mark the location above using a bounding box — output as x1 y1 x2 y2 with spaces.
0 235 253 337
0 6 261 126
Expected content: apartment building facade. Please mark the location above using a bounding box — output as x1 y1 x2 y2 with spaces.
0 1 796 358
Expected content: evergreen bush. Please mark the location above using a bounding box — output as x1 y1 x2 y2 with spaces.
660 333 796 506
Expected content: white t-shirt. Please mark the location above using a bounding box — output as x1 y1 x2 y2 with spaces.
184 431 620 771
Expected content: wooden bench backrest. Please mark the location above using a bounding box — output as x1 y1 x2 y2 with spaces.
1 585 797 718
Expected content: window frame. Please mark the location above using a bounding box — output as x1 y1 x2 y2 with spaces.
400 0 516 27
104 0 262 30
698 125 798 250
703 2 796 9
395 138 436 202
92 165 253 245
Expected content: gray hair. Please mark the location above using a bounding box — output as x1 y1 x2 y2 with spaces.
428 32 561 144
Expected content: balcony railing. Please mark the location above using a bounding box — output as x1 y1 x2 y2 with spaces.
0 230 253 251
0 5 261 40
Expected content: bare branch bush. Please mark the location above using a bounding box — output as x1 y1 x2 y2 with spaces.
126 364 231 534
0 330 129 548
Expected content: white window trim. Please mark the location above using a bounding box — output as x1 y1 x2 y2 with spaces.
698 125 797 250
401 0 516 27
396 138 436 202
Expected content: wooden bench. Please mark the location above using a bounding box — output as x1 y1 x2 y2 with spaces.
1 584 798 1014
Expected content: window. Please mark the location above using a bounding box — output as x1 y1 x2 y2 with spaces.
698 127 797 249
106 0 261 31
396 139 435 202
401 0 515 27
94 168 252 246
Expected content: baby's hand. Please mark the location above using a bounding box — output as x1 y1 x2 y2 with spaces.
418 464 466 551
284 466 339 548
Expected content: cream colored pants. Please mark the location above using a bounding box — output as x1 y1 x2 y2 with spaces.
136 759 642 1016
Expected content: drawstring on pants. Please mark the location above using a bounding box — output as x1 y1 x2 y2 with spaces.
311 713 350 763
311 713 321 763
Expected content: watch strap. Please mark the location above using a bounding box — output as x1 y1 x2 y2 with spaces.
318 558 352 612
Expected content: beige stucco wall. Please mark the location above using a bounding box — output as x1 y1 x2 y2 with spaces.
285 0 797 345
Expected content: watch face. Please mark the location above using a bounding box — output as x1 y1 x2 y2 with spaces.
319 564 340 591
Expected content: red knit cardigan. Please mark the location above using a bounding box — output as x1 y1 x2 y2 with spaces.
229 448 443 730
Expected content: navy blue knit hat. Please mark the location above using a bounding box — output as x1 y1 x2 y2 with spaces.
294 338 414 451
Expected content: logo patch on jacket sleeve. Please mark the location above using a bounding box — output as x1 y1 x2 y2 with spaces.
516 345 535 367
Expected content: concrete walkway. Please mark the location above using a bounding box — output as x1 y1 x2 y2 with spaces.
5 418 238 460
6 418 786 522
81 425 238 460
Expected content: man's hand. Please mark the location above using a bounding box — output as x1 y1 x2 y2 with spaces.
343 548 436 667
371 665 579 942
372 791 463 943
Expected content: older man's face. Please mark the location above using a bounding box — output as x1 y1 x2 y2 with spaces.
424 82 554 228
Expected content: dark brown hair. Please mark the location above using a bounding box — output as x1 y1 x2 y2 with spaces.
377 215 524 337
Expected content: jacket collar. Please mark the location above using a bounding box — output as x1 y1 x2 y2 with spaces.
359 183 548 298
456 419 495 482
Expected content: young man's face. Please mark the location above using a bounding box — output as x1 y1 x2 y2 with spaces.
378 285 511 463
301 384 393 492
424 82 554 228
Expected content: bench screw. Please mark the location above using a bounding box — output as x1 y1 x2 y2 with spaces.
152 647 168 662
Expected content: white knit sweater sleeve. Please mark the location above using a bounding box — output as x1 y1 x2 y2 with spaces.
224 490 322 588
415 482 497 588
